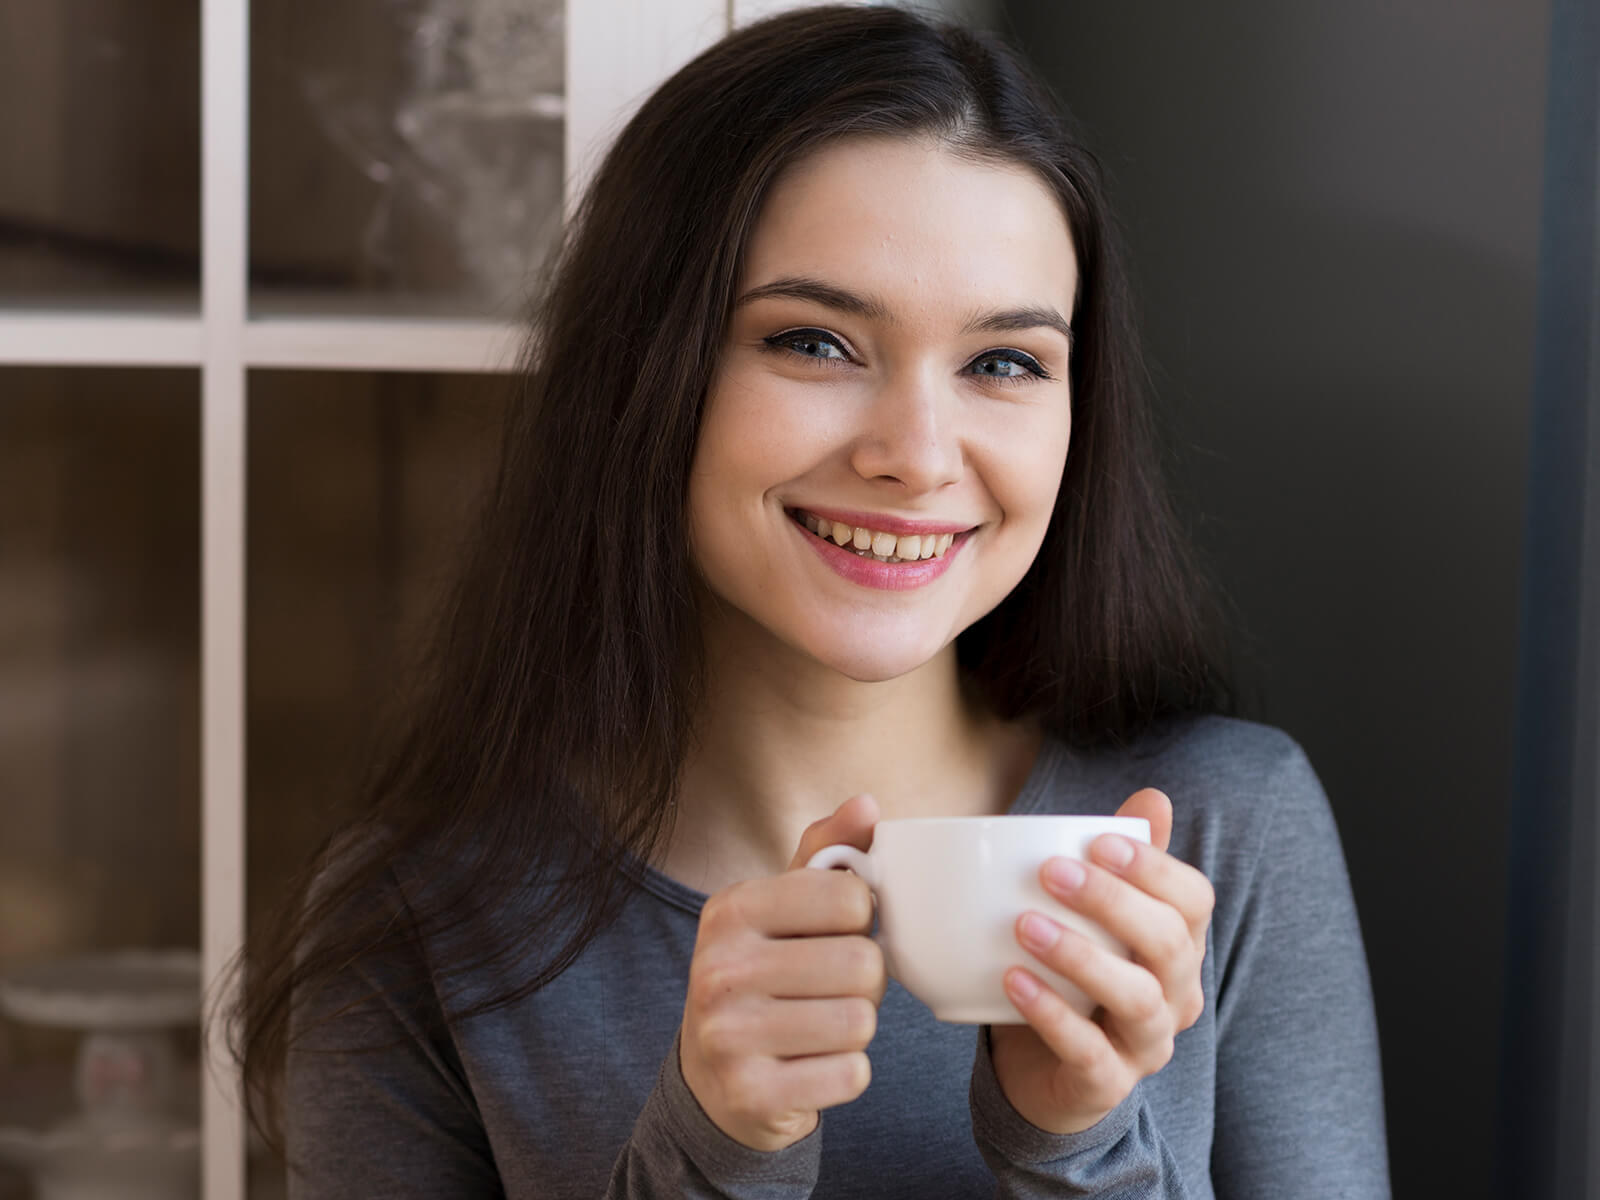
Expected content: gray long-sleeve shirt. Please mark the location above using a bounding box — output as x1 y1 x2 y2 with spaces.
283 716 1391 1198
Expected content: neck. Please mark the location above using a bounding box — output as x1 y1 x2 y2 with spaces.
662 607 1040 895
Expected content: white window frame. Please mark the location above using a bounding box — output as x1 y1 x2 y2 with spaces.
0 1 748 1193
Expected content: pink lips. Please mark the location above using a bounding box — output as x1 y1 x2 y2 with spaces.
798 506 973 538
790 510 971 592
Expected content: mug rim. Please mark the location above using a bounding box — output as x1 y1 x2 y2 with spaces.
874 814 1150 829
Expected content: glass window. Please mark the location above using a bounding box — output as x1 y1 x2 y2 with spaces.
245 368 509 961
250 1 565 319
0 367 201 1200
0 3 200 308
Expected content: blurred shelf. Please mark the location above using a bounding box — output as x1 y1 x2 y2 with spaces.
0 243 198 308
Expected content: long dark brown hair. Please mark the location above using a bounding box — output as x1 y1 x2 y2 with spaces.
221 2 1232 1155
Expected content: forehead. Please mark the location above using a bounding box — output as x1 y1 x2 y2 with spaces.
739 135 1079 320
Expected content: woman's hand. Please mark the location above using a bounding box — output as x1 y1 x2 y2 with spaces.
678 794 886 1152
988 789 1213 1134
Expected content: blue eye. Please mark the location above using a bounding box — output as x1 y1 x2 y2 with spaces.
967 349 1051 385
760 329 1053 386
764 328 851 363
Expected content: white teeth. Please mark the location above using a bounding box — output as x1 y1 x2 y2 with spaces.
798 511 963 563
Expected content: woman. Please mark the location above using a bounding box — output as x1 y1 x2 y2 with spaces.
226 6 1390 1197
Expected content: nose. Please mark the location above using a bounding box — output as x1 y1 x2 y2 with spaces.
847 365 963 494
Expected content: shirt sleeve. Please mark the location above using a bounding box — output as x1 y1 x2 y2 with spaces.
605 1029 822 1199
284 869 822 1200
1208 744 1392 1199
969 1027 1190 1198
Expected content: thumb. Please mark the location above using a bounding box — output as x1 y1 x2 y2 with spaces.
1116 787 1173 853
788 793 880 871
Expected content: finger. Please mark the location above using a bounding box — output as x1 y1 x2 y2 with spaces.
1016 914 1173 1065
1115 788 1172 853
753 996 878 1057
1086 834 1214 947
1041 857 1199 998
788 793 880 871
1001 968 1128 1104
759 935 887 1003
709 869 875 939
768 1050 873 1112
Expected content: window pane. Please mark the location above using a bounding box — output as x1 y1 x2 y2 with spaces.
250 1 564 319
0 368 200 1200
0 3 200 308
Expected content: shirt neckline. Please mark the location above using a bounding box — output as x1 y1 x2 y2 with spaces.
633 734 1069 917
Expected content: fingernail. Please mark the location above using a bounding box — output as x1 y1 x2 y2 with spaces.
1096 835 1135 869
1006 969 1040 1001
1019 912 1058 951
1045 857 1086 891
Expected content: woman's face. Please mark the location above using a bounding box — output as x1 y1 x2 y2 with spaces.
688 135 1077 682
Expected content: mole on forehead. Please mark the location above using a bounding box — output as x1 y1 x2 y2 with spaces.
735 275 1074 344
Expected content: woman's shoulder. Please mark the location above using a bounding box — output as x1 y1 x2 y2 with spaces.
1030 714 1342 888
1037 712 1319 808
1127 712 1321 808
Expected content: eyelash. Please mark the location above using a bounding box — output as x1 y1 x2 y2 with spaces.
760 327 1054 386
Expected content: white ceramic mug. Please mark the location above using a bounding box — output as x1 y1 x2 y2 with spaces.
805 815 1151 1025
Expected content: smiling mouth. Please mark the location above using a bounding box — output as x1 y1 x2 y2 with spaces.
787 509 965 564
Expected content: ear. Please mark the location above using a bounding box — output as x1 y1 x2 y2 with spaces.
1115 787 1173 853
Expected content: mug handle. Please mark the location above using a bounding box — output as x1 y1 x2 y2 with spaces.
803 844 893 977
804 843 880 888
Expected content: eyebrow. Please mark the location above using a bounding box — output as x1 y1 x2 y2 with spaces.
735 275 1074 346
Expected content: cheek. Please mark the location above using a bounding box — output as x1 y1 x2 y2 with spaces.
687 377 825 573
989 409 1072 531
697 373 838 486
690 380 764 511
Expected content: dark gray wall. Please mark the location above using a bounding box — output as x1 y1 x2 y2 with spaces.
997 4 1549 1196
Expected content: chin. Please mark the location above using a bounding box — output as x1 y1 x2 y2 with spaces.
802 634 951 684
